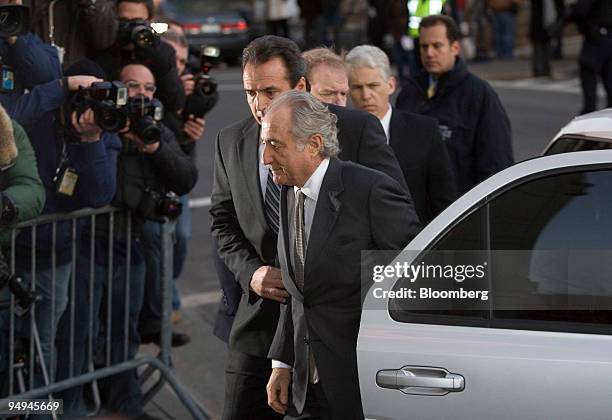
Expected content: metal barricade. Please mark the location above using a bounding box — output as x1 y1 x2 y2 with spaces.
0 206 209 419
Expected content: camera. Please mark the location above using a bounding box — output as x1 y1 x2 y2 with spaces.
140 188 182 220
0 5 29 38
124 95 164 145
117 19 159 49
67 81 129 138
182 46 220 121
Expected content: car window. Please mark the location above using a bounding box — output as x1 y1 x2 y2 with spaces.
390 169 612 334
545 135 612 155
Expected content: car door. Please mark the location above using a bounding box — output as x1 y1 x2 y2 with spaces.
359 151 612 420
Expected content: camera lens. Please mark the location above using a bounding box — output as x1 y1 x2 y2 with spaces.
95 107 127 133
132 25 156 48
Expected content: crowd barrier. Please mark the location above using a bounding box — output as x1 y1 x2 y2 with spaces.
0 206 209 419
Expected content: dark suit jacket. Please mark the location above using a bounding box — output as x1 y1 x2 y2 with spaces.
210 106 410 354
268 158 421 417
389 108 456 224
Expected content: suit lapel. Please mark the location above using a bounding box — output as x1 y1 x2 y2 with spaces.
236 120 268 231
305 158 344 278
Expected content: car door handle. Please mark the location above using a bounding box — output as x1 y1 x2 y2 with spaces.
376 366 465 395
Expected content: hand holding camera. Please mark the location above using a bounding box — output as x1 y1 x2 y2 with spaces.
182 115 205 143
71 108 102 143
123 130 159 154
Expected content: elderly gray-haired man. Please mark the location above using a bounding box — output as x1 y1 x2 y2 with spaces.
263 91 421 419
346 44 457 224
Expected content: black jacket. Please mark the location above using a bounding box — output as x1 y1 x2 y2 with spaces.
115 123 198 221
269 158 420 418
389 108 456 223
396 58 514 195
210 106 410 355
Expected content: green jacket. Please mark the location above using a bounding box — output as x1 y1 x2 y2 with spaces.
0 119 45 250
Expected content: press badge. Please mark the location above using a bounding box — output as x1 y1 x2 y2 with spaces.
57 167 78 196
0 65 14 92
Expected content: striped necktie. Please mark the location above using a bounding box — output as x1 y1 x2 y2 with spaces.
264 170 281 234
293 189 306 291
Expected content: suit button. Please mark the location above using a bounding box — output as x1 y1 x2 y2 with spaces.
303 337 309 345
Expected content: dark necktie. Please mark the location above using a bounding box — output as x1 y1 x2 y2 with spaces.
293 189 306 291
264 170 280 234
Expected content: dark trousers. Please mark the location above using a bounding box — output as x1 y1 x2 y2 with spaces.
223 348 284 420
579 36 612 114
286 383 332 420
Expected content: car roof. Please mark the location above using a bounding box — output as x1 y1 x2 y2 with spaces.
407 149 612 252
551 108 612 142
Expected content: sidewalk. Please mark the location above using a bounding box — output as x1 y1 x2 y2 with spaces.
469 36 581 82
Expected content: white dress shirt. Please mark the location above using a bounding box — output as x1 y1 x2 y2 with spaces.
379 103 392 144
272 158 330 375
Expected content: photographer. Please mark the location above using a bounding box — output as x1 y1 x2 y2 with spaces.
28 0 119 68
89 0 185 115
60 63 197 419
136 30 205 335
13 59 121 393
0 0 62 124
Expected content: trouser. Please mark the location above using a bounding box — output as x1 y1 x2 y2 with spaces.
223 348 284 420
56 247 146 418
285 383 332 420
579 35 612 114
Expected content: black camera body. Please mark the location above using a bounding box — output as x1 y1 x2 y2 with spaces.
124 95 164 145
183 46 220 121
67 81 129 139
117 19 159 49
0 5 29 38
140 188 182 220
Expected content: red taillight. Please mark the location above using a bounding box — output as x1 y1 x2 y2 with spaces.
182 23 201 34
220 20 248 34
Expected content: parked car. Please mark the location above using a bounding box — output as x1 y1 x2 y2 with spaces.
358 109 612 420
164 0 250 64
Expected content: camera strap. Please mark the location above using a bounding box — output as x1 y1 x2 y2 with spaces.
48 0 65 65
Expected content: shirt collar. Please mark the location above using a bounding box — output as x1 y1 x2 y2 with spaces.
294 158 330 202
378 104 392 143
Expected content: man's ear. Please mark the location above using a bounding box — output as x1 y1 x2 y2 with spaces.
388 76 397 96
308 134 323 156
451 40 461 56
295 76 307 92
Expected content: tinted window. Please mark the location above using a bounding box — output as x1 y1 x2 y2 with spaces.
391 169 612 333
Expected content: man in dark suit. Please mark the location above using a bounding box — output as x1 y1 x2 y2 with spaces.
264 91 421 419
209 35 410 419
346 45 456 224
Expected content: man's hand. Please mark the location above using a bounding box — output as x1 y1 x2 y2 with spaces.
123 131 160 154
183 115 205 142
71 109 102 143
181 74 195 96
250 266 288 303
267 367 291 415
67 75 103 91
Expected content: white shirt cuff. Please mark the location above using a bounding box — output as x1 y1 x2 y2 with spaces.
272 360 292 369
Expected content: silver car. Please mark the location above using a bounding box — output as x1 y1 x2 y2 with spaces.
358 109 612 420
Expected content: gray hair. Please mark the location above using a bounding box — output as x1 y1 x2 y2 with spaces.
266 91 340 158
345 45 392 81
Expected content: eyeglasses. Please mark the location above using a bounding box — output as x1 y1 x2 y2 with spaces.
125 80 157 93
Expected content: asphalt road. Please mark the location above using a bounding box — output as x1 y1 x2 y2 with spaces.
145 65 587 419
